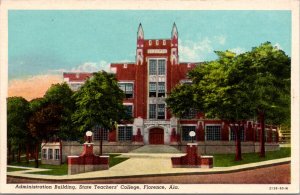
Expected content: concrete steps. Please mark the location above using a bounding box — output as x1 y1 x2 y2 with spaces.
129 145 183 154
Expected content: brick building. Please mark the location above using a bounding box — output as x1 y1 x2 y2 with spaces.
57 23 279 160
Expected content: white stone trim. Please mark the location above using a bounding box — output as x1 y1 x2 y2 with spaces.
181 124 197 126
118 81 134 84
147 57 167 120
143 125 170 144
205 124 222 126
187 143 198 146
117 124 134 127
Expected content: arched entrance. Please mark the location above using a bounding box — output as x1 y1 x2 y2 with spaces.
149 128 164 144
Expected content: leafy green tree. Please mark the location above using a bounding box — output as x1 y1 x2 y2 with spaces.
7 97 30 163
28 99 64 168
189 51 254 161
44 83 80 141
245 42 291 157
168 43 290 160
72 71 129 155
166 84 201 118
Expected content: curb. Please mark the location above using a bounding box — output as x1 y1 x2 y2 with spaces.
7 160 290 181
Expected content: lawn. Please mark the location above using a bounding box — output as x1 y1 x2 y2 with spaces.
7 148 290 175
8 154 129 176
7 167 29 172
213 147 291 167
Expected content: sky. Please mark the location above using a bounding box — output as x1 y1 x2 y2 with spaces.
8 10 291 99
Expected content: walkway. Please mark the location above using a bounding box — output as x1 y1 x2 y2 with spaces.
8 163 290 184
6 152 291 181
129 145 182 153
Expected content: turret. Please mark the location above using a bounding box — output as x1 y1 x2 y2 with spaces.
171 23 178 65
136 23 144 65
171 22 178 46
137 23 144 48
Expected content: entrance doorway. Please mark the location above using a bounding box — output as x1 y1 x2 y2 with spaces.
149 128 164 144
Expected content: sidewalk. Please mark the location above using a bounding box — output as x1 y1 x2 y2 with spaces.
7 153 291 181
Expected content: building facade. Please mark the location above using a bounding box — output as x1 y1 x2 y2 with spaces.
58 23 279 159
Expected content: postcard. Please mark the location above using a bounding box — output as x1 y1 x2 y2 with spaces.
0 0 299 194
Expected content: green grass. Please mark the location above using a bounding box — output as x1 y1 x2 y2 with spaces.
8 154 129 176
7 148 290 175
109 154 129 167
29 163 68 175
213 147 291 167
7 167 29 172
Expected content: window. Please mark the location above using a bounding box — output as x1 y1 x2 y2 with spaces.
149 104 165 119
265 129 269 142
230 126 245 141
119 83 133 98
256 128 260 141
55 149 60 160
149 104 156 119
149 82 157 97
149 59 166 75
182 126 196 141
206 125 221 141
149 60 157 75
157 104 165 119
42 149 47 159
158 60 166 75
149 82 165 97
48 149 53 160
70 83 83 91
157 82 165 97
272 131 277 142
125 105 133 117
118 126 133 141
93 125 108 141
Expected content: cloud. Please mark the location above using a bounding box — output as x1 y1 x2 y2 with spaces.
178 35 227 62
228 47 246 55
178 38 213 62
8 74 62 101
273 43 282 50
50 60 122 74
11 59 133 100
71 61 110 72
214 35 226 45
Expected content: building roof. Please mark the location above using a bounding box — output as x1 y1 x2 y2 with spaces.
63 72 93 82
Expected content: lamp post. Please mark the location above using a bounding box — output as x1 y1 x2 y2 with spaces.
86 131 93 143
189 131 196 143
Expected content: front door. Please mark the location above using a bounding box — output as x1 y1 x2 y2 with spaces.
149 128 164 144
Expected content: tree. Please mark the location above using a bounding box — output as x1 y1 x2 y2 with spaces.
44 83 80 141
7 97 30 163
190 51 254 161
244 42 291 157
28 99 64 168
168 43 290 160
72 71 128 155
166 84 201 118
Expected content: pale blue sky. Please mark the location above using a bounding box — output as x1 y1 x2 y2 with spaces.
8 10 291 80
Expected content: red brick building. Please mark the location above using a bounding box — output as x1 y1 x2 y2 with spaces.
62 23 279 155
